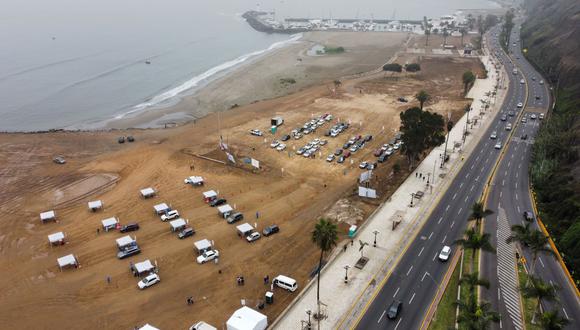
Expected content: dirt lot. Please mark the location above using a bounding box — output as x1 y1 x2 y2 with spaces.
0 55 483 329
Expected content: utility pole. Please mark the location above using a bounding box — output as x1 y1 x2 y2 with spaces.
441 113 453 169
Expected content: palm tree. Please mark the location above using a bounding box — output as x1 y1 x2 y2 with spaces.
469 202 493 227
527 230 555 275
463 70 476 95
456 293 500 329
460 28 467 47
506 222 534 247
459 271 490 295
415 90 430 110
454 228 496 273
425 28 431 46
537 310 570 330
521 275 559 323
442 28 449 46
311 218 338 322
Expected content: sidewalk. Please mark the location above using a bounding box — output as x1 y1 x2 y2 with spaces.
271 52 507 329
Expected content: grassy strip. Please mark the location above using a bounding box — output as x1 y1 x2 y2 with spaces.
517 262 541 330
429 259 461 330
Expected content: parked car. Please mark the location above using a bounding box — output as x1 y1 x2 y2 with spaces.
349 145 358 153
521 117 527 123
367 162 377 170
505 123 512 131
118 136 125 143
343 142 351 149
209 198 227 207
364 135 373 142
397 97 408 102
276 143 286 151
250 129 263 136
374 149 383 157
297 147 306 155
337 156 345 163
359 161 368 169
53 156 66 164
226 212 244 224
326 154 335 162
161 210 179 222
320 139 328 146
281 134 291 141
178 227 195 239
270 140 280 148
343 151 351 158
334 148 343 156
263 225 280 236
539 113 544 120
439 246 451 261
117 245 141 259
387 300 403 319
378 153 388 163
521 134 528 140
197 250 219 264
530 113 537 120
539 80 544 85
127 136 135 142
138 273 160 289
120 223 140 233
246 232 261 242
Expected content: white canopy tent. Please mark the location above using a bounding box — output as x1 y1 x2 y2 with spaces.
185 176 204 186
202 190 218 202
169 218 187 232
153 203 171 215
139 324 160 330
101 217 119 231
48 232 65 245
194 239 212 254
57 254 78 270
218 204 234 218
226 306 267 330
88 200 103 211
236 223 254 237
116 235 136 249
140 187 156 198
40 210 56 223
132 259 155 276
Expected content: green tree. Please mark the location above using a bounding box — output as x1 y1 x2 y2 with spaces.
469 202 493 227
521 275 559 323
506 222 534 246
311 218 338 318
383 63 402 72
399 107 445 168
456 293 500 330
459 271 490 295
537 310 570 330
526 230 555 275
415 90 430 110
454 228 496 273
460 27 467 47
463 71 476 95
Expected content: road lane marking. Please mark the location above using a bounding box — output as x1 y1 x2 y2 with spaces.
471 185 475 192
442 235 447 243
428 232 434 240
451 220 455 228
433 253 438 261
409 292 416 304
516 172 519 178
515 193 519 200
418 247 424 257
445 205 450 211
563 308 569 320
437 217 443 224
459 182 464 188
539 257 545 268
502 179 505 186
406 265 413 276
517 206 520 213
458 207 463 215
500 191 503 198
498 288 501 300
421 272 428 282
452 193 457 200
378 310 386 323
394 318 403 330
464 196 469 202
515 182 518 189
466 173 470 179
393 287 400 298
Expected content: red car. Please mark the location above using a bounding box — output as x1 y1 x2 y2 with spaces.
374 149 383 157
343 151 351 158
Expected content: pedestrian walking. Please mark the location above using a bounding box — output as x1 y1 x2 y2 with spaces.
96 228 100 235
106 275 111 284
351 239 354 246
423 176 425 181
343 244 347 252
415 172 418 178
256 211 260 219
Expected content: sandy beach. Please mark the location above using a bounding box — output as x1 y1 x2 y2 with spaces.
106 31 410 129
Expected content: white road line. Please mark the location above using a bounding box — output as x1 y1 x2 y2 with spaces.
470 185 475 192
516 172 519 178
409 292 416 304
438 217 443 224
406 265 413 276
517 206 520 213
459 182 464 188
471 164 475 170
442 235 447 243
515 182 518 189
433 253 438 261
502 179 505 186
539 257 545 268
562 308 569 320
394 318 403 330
393 287 400 298
466 173 470 178
445 205 450 211
498 288 501 300
515 193 519 200
500 191 503 198
451 221 455 228
464 196 469 202
452 193 457 200
421 272 428 282
418 247 424 257
458 207 463 215
378 310 386 323
428 232 434 240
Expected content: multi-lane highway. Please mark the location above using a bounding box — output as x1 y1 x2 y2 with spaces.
354 27 526 330
481 21 580 330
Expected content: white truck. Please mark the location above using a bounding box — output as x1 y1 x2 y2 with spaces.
189 321 217 330
271 116 284 127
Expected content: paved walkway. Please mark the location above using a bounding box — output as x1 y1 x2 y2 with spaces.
271 53 508 329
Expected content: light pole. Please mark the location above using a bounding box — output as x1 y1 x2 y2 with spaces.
305 309 312 329
410 193 415 207
372 230 380 247
431 158 437 185
441 115 453 169
344 265 350 283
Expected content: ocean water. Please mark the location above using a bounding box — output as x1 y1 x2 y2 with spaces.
0 0 498 132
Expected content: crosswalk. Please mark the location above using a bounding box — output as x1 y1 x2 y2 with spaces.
496 207 524 330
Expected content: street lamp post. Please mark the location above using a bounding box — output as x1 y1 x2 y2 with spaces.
431 158 437 185
305 309 312 329
344 265 350 283
441 115 453 169
372 230 380 247
410 193 415 207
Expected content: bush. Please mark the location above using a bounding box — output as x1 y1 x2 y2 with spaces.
323 46 345 54
383 63 402 72
405 63 421 72
279 78 296 85
393 163 401 174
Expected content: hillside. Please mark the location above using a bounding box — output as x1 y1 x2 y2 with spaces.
521 0 580 282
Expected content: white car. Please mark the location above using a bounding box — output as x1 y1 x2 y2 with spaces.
294 133 302 140
276 143 286 151
197 250 220 264
539 80 544 85
326 154 335 162
359 161 368 169
161 210 179 222
505 124 512 131
495 141 502 149
539 113 544 120
246 232 261 242
138 273 160 289
320 139 328 146
250 129 263 136
517 102 523 108
303 151 311 158
438 246 451 261
520 79 525 84
530 113 537 120
490 131 497 139
270 140 280 148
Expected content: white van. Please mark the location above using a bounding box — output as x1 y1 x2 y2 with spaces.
273 275 298 292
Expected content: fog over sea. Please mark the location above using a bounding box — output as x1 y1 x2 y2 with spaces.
0 0 498 132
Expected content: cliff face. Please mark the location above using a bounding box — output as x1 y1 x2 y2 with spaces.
521 0 580 99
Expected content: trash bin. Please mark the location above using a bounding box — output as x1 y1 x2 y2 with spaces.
271 126 277 134
265 291 274 304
